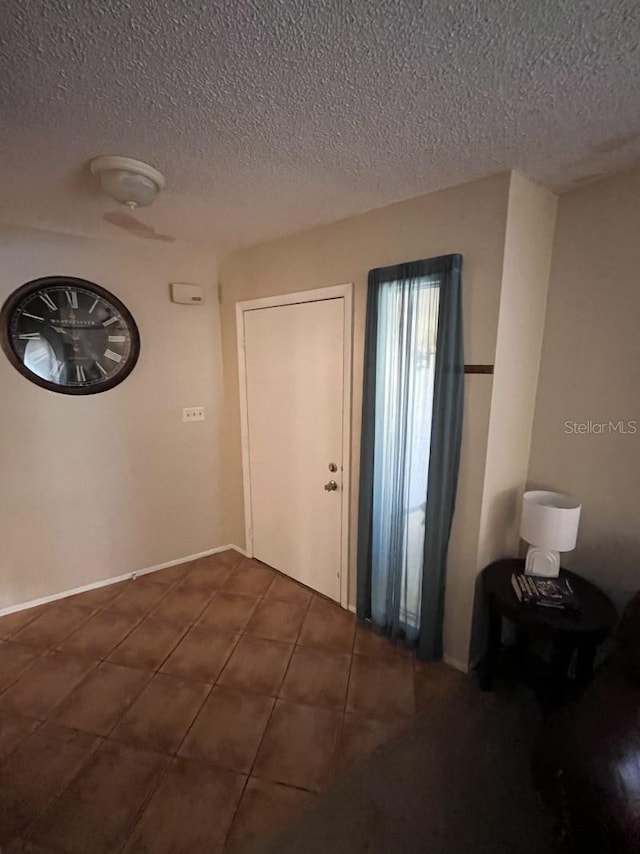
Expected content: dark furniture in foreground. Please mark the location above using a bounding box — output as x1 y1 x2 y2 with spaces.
249 666 555 854
480 559 617 706
535 591 640 853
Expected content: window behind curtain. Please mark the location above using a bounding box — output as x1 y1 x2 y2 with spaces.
371 276 440 639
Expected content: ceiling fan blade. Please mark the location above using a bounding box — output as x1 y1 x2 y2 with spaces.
103 211 176 243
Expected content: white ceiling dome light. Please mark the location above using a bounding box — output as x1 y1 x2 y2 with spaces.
90 155 165 209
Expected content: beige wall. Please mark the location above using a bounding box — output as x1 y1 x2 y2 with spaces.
528 167 640 611
0 225 225 609
220 173 512 669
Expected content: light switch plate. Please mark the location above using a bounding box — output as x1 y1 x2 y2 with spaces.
183 407 205 422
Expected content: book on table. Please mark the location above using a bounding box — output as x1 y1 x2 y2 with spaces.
511 572 581 614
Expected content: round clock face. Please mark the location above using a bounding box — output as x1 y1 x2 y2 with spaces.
1 277 140 395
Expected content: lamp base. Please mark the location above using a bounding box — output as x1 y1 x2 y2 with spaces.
524 546 560 578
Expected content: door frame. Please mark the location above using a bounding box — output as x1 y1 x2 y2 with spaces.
236 283 353 609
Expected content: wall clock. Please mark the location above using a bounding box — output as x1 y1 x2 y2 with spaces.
0 276 140 395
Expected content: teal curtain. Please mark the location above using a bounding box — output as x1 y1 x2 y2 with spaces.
356 254 464 660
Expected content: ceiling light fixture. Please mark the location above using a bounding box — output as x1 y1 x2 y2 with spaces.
89 155 165 209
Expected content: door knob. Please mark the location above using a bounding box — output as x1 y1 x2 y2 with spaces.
324 480 339 492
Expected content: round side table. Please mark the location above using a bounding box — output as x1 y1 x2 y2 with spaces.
479 558 617 705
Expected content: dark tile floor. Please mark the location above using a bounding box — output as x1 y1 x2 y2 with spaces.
0 550 461 853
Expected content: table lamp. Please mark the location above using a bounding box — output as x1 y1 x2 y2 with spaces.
520 491 581 578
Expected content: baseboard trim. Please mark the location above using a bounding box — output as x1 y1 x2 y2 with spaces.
443 653 470 674
0 544 245 617
467 654 481 673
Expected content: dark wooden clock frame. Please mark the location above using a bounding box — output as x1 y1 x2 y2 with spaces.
0 276 141 395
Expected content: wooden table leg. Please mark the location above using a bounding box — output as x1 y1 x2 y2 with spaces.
575 639 598 692
515 627 528 672
480 600 501 691
544 637 574 711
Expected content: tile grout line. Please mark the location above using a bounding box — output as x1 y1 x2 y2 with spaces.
215 563 298 850
0 560 185 847
131 552 266 851
6 555 234 853
58 555 228 673
198 555 274 696
1 553 363 852
255 586 363 788
9 602 102 662
168 563 314 773
0 607 42 639
167 630 244 761
43 568 191 667
54 611 146 664
107 552 244 854
38 576 193 730
108 668 213 854
218 568 318 853
328 604 359 779
113 550 247 854
20 728 106 850
121 557 243 738
0 643 49 701
111 549 248 765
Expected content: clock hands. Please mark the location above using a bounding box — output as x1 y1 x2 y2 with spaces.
7 279 138 393
51 323 107 333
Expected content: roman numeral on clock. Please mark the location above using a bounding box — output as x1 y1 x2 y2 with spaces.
8 280 138 393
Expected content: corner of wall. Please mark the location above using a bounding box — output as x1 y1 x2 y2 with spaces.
467 173 558 663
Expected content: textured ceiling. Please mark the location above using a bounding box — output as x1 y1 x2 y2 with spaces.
0 0 639 251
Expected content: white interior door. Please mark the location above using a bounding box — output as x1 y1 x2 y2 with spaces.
243 297 345 601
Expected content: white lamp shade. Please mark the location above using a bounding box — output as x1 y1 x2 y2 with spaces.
520 491 581 552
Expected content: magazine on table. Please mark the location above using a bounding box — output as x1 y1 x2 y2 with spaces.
511 572 581 613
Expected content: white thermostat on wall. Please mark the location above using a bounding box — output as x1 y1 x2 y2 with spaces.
170 282 204 305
